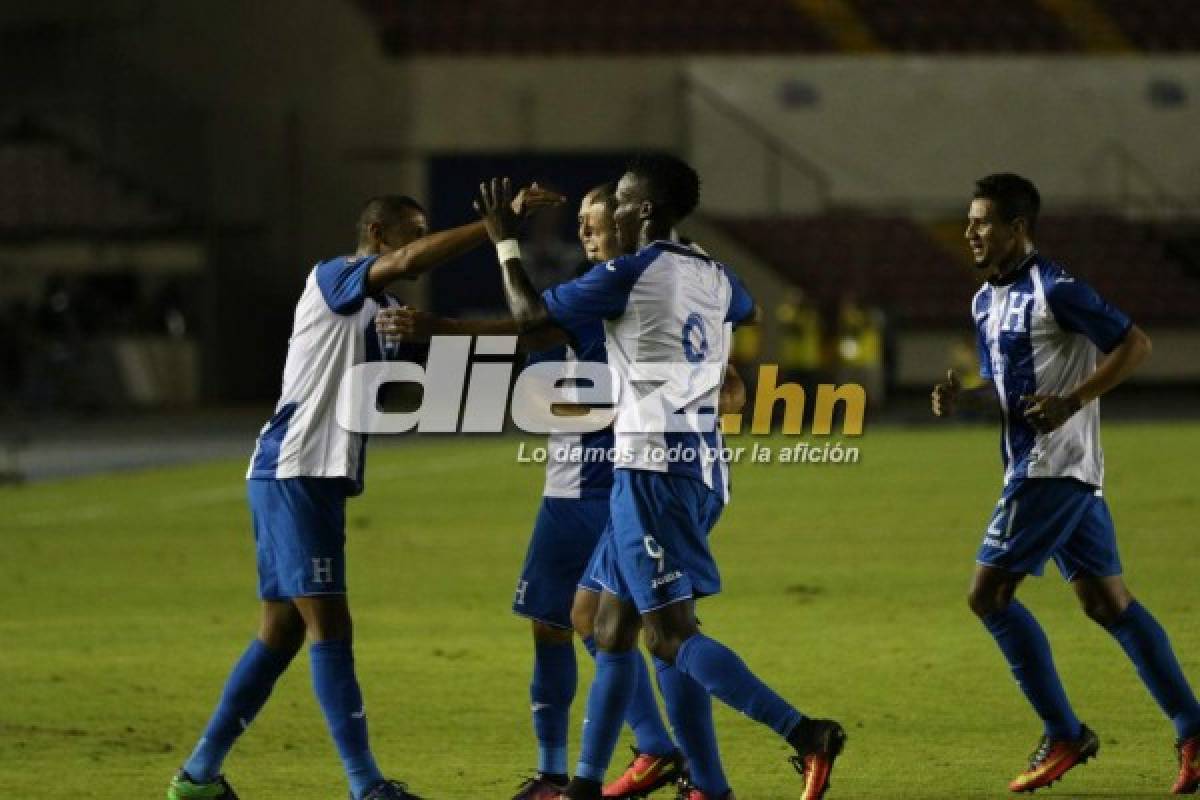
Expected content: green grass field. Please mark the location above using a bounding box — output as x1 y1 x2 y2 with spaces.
3 423 1199 799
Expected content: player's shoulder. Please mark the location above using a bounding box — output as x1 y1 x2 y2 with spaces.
1032 254 1080 291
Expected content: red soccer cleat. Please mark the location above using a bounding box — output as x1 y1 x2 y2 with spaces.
1007 725 1099 793
1173 734 1200 794
603 748 684 798
789 718 847 800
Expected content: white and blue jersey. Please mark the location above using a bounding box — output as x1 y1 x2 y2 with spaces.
973 253 1132 491
531 314 615 499
543 240 753 492
247 255 402 496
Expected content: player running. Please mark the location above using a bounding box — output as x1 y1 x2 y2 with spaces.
470 156 846 800
378 184 744 799
932 173 1200 794
166 188 560 800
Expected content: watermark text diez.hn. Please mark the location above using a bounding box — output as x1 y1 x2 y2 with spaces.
336 336 864 464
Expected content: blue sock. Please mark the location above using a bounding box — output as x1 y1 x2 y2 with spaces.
625 653 677 757
1105 601 1200 740
674 634 804 739
532 640 577 776
184 639 292 782
655 657 729 797
310 639 384 800
576 649 638 783
983 601 1081 740
582 636 675 756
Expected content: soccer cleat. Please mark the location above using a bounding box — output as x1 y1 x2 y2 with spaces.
358 779 425 799
1173 734 1200 794
1007 724 1099 793
673 775 735 800
513 773 570 800
603 747 685 798
788 718 847 800
166 770 239 800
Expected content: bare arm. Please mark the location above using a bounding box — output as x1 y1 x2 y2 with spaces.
1023 324 1151 432
719 363 746 415
1070 324 1151 406
366 220 488 291
477 177 571 348
376 307 566 352
365 185 565 292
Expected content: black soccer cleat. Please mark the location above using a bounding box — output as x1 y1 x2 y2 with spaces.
358 779 425 799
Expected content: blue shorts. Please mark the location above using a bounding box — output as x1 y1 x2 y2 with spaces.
248 478 349 600
513 496 610 628
592 470 726 613
976 478 1122 580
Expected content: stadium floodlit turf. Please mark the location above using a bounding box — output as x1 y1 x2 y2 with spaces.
3 423 1199 799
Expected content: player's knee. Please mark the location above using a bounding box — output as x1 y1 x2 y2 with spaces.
967 585 1010 618
532 620 573 644
570 599 595 639
643 626 684 663
1078 593 1129 627
593 610 637 652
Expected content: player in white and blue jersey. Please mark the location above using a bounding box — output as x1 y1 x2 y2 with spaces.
377 185 746 799
933 173 1200 795
167 188 561 800
472 156 846 800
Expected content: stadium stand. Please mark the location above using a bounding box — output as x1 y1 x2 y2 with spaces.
355 0 1200 54
1097 0 1200 51
849 0 1075 52
0 117 183 235
710 213 1200 326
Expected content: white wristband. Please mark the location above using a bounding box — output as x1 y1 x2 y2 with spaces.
495 239 521 263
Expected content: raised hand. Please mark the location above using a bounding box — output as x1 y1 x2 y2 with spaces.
931 369 961 417
475 177 522 244
512 181 565 218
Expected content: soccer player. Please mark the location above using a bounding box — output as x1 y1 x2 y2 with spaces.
166 187 560 800
469 157 847 800
378 184 744 799
932 173 1200 794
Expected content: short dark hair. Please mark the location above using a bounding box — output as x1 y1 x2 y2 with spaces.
357 195 425 239
626 153 700 221
974 173 1040 233
585 182 617 212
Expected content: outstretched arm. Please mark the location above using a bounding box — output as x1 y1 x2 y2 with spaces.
365 185 564 292
476 177 570 347
376 307 566 352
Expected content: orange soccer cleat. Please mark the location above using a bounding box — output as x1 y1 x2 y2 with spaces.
1007 725 1099 793
602 748 684 798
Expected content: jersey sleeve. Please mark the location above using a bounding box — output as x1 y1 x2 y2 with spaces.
723 267 756 326
1045 274 1132 353
315 255 379 315
542 253 647 331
